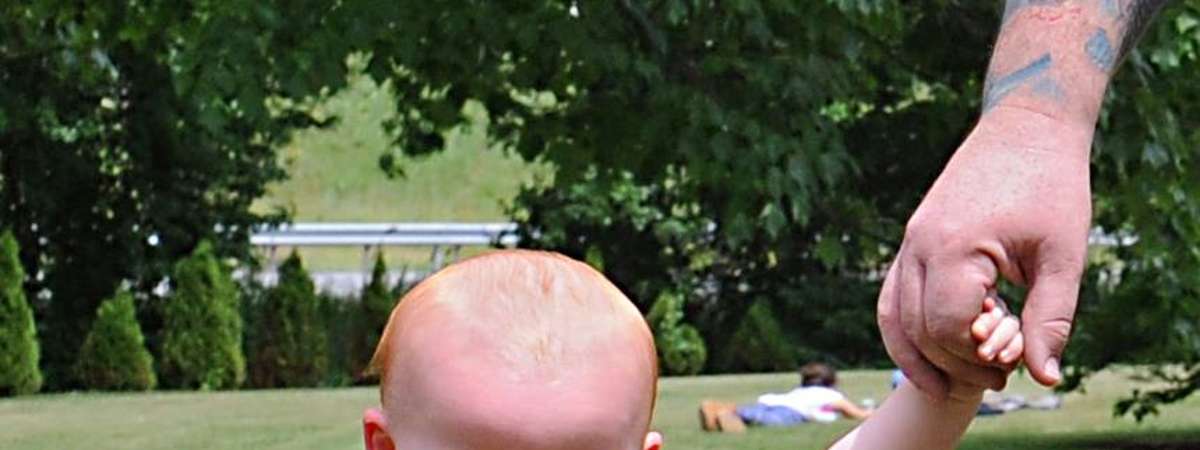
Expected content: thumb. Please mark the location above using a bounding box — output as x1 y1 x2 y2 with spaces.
1020 269 1082 387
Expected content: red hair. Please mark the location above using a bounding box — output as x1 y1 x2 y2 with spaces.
368 250 658 429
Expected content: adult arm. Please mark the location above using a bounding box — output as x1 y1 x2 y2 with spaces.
878 0 1171 399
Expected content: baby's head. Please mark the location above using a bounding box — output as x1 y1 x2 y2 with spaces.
363 250 662 450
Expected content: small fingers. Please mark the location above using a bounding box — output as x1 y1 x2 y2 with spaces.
998 331 1024 365
978 316 1021 362
971 305 1005 341
981 296 997 312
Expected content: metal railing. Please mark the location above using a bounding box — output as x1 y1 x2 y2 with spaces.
250 222 520 271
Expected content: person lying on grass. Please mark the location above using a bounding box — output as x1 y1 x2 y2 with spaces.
698 362 872 432
361 250 663 450
829 295 1024 450
698 295 1023 449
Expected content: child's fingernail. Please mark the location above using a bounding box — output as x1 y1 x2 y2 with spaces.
980 344 993 358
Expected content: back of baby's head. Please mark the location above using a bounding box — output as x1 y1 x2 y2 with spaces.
371 250 657 449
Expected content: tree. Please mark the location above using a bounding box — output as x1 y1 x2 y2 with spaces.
356 0 995 370
247 251 328 388
160 241 245 390
3 0 1197 414
646 291 707 376
76 289 156 391
0 0 353 388
356 252 397 380
0 230 41 395
360 0 1200 415
1054 3 1200 419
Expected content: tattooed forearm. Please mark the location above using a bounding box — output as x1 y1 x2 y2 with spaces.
983 53 1055 111
1002 0 1170 68
982 0 1171 119
1084 29 1116 71
1002 0 1064 24
1113 0 1170 62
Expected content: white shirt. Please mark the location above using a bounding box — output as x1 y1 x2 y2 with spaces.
757 385 846 423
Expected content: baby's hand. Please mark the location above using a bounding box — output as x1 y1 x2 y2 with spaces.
969 296 1023 369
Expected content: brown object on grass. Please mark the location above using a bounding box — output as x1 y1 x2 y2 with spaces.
699 400 746 433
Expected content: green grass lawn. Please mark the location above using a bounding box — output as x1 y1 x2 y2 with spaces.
3 370 1198 450
252 71 542 270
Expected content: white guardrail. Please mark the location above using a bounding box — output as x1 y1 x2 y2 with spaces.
250 222 521 280
250 222 520 247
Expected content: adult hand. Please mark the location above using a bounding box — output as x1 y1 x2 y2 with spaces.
878 106 1093 400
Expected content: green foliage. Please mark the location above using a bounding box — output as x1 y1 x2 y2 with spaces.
2 0 1197 415
453 1 1198 414
714 278 888 373
488 1 986 371
247 251 328 388
647 292 707 376
0 231 41 395
1056 2 1200 418
0 0 359 388
160 241 245 390
76 289 156 391
319 292 358 387
355 253 397 381
717 298 796 373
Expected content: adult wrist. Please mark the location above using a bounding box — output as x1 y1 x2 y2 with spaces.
972 105 1096 161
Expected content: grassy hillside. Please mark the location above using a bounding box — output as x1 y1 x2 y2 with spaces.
256 72 538 221
3 370 1198 450
253 71 541 269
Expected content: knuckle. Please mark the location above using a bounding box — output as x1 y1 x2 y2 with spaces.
908 214 960 238
1002 316 1022 329
1037 317 1074 343
904 216 971 253
903 215 926 238
877 301 898 326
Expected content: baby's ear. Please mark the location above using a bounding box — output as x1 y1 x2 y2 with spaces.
363 408 395 450
643 431 663 450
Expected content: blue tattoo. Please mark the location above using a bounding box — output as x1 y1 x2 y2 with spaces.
983 53 1053 111
1085 28 1116 71
1102 0 1121 18
1032 77 1066 101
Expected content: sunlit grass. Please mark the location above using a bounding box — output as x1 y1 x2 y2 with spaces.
3 370 1198 450
253 72 542 271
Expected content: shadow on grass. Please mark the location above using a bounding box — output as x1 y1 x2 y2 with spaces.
963 429 1200 450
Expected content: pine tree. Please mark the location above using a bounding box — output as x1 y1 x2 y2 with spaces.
76 289 156 391
357 252 397 379
248 251 328 387
0 231 42 395
160 241 245 389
